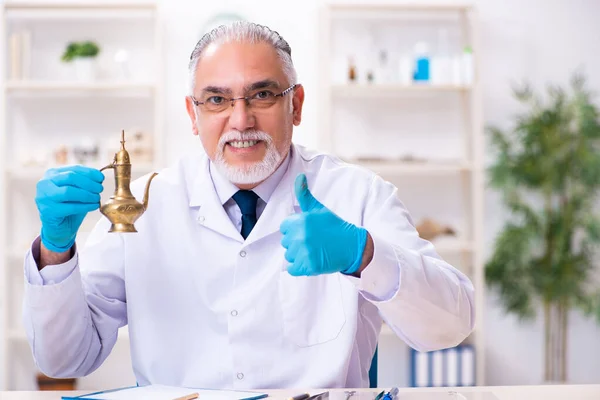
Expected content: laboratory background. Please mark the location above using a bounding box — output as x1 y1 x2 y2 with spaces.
1 0 600 392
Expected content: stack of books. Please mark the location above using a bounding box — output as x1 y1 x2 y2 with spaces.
410 345 475 387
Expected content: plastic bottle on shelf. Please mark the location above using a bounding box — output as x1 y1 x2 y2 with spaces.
461 46 474 85
374 49 394 84
398 54 412 85
413 41 430 82
452 54 462 85
431 28 452 85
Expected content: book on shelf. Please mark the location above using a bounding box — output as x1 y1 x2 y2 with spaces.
8 30 32 81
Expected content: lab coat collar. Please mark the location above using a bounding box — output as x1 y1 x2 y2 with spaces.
208 150 291 206
188 154 242 242
187 145 303 243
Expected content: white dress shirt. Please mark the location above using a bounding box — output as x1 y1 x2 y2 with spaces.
22 144 475 389
213 151 290 233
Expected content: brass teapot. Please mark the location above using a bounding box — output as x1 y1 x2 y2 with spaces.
99 130 158 233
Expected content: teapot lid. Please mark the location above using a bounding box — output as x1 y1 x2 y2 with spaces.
115 130 131 165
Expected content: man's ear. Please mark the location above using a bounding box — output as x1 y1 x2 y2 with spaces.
292 84 305 126
185 96 199 136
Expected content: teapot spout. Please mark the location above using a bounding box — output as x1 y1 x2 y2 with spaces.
142 172 159 210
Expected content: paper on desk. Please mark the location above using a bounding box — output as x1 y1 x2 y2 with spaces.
72 384 268 400
331 391 498 400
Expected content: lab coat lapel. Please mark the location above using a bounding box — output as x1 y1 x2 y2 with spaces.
188 155 244 243
245 146 303 245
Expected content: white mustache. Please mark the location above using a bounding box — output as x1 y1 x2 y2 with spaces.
218 130 272 148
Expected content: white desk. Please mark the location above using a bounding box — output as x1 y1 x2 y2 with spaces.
0 386 599 400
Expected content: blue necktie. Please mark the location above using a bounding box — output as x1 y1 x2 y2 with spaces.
232 190 259 239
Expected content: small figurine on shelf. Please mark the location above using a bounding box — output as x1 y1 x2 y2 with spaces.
128 128 154 163
54 145 69 165
18 148 47 168
416 218 456 241
73 138 99 164
347 56 356 82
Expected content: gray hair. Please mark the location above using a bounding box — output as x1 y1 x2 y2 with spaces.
188 21 297 95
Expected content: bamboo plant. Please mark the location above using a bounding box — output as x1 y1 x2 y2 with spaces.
485 72 600 383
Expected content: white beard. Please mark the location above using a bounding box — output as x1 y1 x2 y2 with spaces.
212 129 282 185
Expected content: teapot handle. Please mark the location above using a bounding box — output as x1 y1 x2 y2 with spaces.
100 162 115 172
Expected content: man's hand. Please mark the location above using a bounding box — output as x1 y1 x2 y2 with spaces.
279 173 369 277
36 165 104 254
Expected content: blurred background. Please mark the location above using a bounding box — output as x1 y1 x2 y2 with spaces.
1 0 600 392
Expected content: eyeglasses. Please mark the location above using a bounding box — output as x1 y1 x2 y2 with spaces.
191 84 297 113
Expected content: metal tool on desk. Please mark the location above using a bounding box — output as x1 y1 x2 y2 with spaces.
305 392 329 400
344 390 356 400
287 393 311 400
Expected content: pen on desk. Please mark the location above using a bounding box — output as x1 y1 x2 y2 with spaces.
287 393 310 400
383 387 399 400
172 393 199 400
374 390 385 400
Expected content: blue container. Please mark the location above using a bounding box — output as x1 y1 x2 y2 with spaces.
414 57 430 81
413 41 430 82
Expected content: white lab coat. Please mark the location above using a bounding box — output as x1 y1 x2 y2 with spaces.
22 144 474 389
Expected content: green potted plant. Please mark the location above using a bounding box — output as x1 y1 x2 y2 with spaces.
485 72 600 383
61 40 101 81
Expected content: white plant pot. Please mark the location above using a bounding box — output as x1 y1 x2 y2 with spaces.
73 57 97 82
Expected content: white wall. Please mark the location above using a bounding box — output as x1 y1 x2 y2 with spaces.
159 0 600 386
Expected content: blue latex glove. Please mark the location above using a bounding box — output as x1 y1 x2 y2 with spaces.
35 165 104 253
279 173 368 276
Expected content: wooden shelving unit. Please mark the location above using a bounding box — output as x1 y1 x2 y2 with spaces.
319 3 485 386
0 1 163 390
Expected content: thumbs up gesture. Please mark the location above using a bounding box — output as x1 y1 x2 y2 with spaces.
279 174 368 276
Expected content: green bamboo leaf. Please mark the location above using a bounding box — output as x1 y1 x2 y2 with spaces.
486 70 600 327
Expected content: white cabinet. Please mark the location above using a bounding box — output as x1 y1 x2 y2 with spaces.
0 1 164 390
319 3 485 386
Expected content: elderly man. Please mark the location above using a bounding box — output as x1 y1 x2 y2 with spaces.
24 22 474 389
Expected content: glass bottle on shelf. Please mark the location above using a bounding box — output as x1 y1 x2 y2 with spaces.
374 50 393 84
347 56 357 83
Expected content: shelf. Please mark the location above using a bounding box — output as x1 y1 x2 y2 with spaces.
1 0 163 390
4 2 157 9
352 159 473 175
7 163 157 181
332 84 472 97
329 4 473 12
329 4 472 23
6 81 156 96
4 2 156 20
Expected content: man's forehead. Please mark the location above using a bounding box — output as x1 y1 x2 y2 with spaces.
199 41 280 67
195 41 286 90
